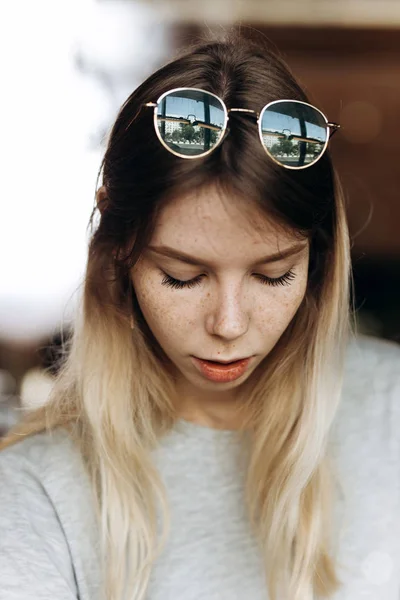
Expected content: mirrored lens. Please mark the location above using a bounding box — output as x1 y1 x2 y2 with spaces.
260 101 328 168
156 89 226 157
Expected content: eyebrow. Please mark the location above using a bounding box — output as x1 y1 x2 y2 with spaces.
146 242 308 268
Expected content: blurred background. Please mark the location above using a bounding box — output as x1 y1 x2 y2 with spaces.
1 0 400 436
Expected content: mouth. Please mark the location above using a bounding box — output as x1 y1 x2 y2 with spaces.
191 355 253 382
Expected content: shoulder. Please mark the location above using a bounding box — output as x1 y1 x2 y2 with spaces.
0 428 102 599
329 336 400 559
345 333 400 372
343 334 400 400
1 425 76 461
334 334 400 441
0 426 94 525
0 426 92 528
0 427 86 489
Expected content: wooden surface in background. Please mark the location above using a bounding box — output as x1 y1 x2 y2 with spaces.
264 27 400 259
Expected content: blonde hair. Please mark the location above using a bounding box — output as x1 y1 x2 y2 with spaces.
1 32 352 600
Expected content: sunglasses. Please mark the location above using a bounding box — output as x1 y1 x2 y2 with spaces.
143 87 340 170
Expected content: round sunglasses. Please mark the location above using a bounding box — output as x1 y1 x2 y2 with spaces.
143 87 340 170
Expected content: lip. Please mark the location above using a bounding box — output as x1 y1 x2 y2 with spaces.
197 357 249 364
191 356 253 383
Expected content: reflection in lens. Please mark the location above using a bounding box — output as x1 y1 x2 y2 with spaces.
260 101 328 168
157 90 226 157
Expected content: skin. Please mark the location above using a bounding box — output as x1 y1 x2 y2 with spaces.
129 186 310 430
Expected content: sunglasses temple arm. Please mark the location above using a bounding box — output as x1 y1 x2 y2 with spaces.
328 123 340 138
219 125 231 144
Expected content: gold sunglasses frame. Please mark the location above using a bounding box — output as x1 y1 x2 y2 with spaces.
144 86 340 170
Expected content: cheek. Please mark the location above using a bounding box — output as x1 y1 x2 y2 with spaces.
131 267 194 338
256 274 307 334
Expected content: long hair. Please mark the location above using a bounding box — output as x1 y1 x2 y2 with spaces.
1 29 351 600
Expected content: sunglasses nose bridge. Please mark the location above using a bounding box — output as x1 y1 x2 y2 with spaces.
228 108 259 120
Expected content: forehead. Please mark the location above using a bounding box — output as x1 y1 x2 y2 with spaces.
150 187 302 258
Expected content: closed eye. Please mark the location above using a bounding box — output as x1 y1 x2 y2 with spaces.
160 270 296 290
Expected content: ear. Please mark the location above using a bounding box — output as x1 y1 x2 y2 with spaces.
96 185 108 214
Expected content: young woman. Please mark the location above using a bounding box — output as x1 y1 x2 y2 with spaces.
1 31 399 600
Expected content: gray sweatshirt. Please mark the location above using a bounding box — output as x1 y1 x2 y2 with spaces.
0 335 399 600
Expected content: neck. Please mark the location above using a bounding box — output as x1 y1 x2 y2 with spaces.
173 385 248 431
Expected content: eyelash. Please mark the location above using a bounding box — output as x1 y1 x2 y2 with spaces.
160 269 296 290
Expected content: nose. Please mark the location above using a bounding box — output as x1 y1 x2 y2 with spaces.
205 279 250 341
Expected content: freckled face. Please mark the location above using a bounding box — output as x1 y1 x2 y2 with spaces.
130 187 309 400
